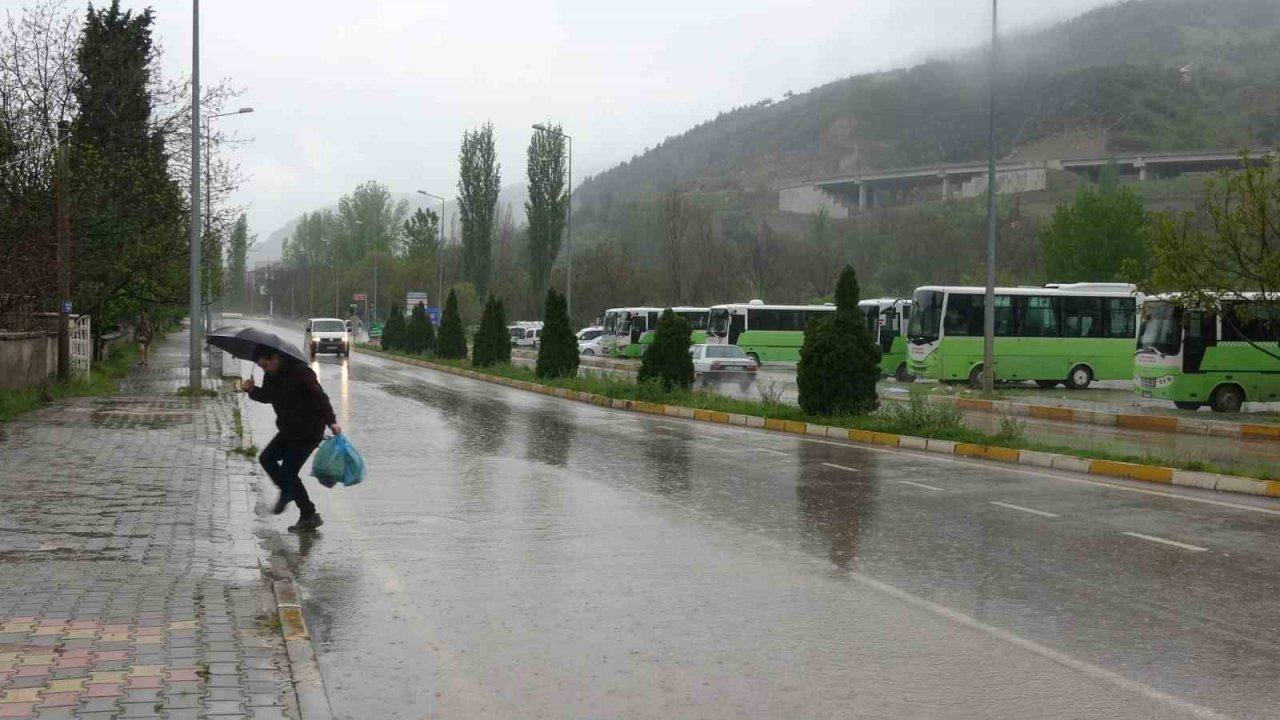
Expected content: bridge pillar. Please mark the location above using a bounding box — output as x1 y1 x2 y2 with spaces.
858 183 868 211
941 174 951 199
1136 157 1148 181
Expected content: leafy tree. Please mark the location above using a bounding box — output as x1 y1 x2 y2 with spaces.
637 308 694 390
381 302 404 351
457 122 501 297
449 282 482 328
70 1 187 335
1148 152 1280 355
536 290 579 379
227 214 252 309
406 301 435 355
403 207 441 260
1040 182 1149 282
525 124 568 314
797 265 880 416
473 295 510 367
437 289 468 359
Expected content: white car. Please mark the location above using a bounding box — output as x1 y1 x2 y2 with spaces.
577 326 604 355
304 317 351 358
509 323 543 349
690 343 758 389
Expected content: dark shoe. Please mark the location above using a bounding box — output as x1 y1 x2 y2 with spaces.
288 514 324 533
272 492 292 515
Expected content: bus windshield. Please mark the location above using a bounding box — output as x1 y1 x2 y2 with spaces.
708 308 731 337
1138 301 1181 355
908 291 943 343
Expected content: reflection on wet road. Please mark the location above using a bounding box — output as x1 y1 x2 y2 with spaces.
240 347 1280 719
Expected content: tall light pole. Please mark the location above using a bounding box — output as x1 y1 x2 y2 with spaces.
531 124 572 321
417 191 446 313
982 0 999 397
204 107 253 318
188 0 202 394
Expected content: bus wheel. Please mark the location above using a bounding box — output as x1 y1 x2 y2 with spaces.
895 363 915 383
747 353 761 367
1065 365 1093 390
968 365 986 389
1173 401 1203 411
1035 380 1059 389
1210 385 1244 414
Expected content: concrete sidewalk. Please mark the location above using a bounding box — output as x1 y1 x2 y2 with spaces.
0 328 320 719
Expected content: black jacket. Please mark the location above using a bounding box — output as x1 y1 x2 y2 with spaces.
248 360 336 442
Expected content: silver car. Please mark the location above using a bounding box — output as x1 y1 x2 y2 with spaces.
690 343 758 390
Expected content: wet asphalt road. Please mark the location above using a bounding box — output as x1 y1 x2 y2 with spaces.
240 344 1280 719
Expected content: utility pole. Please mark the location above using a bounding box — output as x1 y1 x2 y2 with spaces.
188 0 203 395
982 0 999 397
55 120 70 381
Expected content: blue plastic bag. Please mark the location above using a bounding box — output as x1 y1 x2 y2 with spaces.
311 434 366 488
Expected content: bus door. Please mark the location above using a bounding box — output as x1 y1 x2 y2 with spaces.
1183 310 1216 373
879 307 898 355
729 312 745 345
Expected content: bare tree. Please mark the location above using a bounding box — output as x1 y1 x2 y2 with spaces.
659 188 694 303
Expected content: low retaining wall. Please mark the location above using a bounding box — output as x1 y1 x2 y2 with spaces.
0 331 57 391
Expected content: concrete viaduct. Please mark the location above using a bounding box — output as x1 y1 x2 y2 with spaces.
779 148 1275 218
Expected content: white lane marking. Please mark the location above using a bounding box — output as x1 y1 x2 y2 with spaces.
794 436 1280 517
821 462 860 473
898 480 945 492
849 571 1229 720
1122 532 1208 552
990 501 1060 518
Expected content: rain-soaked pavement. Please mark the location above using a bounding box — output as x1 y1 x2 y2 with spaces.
239 331 1280 719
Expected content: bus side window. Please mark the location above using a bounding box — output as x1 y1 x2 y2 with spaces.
1105 298 1137 338
729 313 745 344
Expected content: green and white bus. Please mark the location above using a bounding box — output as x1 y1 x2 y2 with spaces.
706 302 836 364
601 306 709 358
859 298 914 381
907 283 1140 388
1135 293 1280 413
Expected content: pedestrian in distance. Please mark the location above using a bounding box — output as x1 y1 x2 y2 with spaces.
134 312 155 366
242 344 341 533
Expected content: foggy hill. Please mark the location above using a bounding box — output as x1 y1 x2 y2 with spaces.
574 0 1280 212
251 185 530 264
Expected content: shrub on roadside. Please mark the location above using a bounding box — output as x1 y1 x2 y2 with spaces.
406 302 436 355
381 302 403 351
536 290 579 378
796 265 880 416
437 289 467 359
637 308 694 391
473 296 511 367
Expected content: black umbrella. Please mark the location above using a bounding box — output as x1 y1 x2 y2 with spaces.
206 326 308 365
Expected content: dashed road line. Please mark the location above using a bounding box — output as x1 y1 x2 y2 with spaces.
898 480 945 492
1122 531 1208 552
989 501 1060 518
821 462 860 473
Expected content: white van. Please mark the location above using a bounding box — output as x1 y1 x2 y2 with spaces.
305 317 351 358
509 322 543 349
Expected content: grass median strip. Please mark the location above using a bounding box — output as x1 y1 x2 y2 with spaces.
361 345 1279 487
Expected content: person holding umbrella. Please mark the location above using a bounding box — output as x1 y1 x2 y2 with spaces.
241 344 341 533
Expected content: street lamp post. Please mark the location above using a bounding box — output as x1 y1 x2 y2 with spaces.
189 0 202 395
531 124 572 321
982 0 999 397
204 107 253 320
417 191 446 313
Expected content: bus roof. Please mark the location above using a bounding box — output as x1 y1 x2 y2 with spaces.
913 284 1139 297
709 303 836 311
858 298 912 308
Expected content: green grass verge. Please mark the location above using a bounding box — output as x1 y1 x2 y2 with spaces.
0 344 138 422
365 346 1277 483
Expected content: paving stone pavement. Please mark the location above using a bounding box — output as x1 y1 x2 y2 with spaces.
0 329 301 719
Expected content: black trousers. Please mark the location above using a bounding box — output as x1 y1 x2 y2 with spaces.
260 434 320 517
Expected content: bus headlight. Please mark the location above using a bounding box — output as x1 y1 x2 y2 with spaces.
1156 375 1175 388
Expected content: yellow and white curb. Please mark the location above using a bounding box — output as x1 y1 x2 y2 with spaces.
362 349 1280 500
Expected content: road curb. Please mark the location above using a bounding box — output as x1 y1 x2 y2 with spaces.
361 348 1278 500
262 560 335 720
883 391 1280 443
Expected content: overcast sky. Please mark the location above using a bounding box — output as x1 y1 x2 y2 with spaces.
117 0 1119 238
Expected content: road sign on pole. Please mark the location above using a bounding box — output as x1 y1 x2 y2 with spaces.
353 293 367 302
